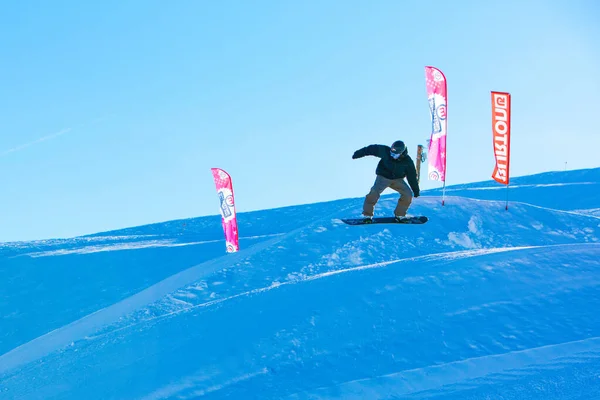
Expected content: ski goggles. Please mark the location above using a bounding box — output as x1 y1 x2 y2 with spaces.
390 151 401 159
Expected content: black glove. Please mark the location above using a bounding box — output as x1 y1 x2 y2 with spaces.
414 192 420 198
352 151 360 159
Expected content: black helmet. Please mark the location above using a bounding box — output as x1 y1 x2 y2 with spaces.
390 140 407 157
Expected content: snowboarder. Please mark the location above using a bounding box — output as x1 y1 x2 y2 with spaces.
352 140 420 223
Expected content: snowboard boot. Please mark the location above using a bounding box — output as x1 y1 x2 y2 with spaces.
394 215 411 223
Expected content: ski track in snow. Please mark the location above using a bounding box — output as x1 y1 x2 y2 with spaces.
431 181 599 192
139 368 270 400
573 208 600 217
18 233 287 257
285 336 600 399
424 195 600 219
0 234 159 247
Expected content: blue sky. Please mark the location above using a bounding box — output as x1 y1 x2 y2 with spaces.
1 0 599 242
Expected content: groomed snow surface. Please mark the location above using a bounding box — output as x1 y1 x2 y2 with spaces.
1 168 599 399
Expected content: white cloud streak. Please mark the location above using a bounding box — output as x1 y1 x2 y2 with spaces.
0 128 72 157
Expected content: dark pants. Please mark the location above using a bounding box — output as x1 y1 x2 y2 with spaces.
363 175 413 217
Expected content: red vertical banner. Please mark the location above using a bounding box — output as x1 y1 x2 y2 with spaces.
491 91 511 185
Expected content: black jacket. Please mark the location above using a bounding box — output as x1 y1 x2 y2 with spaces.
353 144 420 196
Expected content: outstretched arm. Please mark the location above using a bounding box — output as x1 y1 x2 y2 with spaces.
352 144 388 159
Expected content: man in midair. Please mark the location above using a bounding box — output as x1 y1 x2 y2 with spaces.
352 140 420 223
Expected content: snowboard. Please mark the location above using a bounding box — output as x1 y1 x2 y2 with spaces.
341 216 428 225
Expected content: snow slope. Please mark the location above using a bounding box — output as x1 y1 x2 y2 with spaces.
424 167 600 212
1 168 599 399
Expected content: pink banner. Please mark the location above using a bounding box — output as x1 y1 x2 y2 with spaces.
425 66 447 182
211 168 239 253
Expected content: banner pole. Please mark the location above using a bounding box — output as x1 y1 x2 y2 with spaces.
505 183 509 210
416 144 423 184
442 182 446 206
